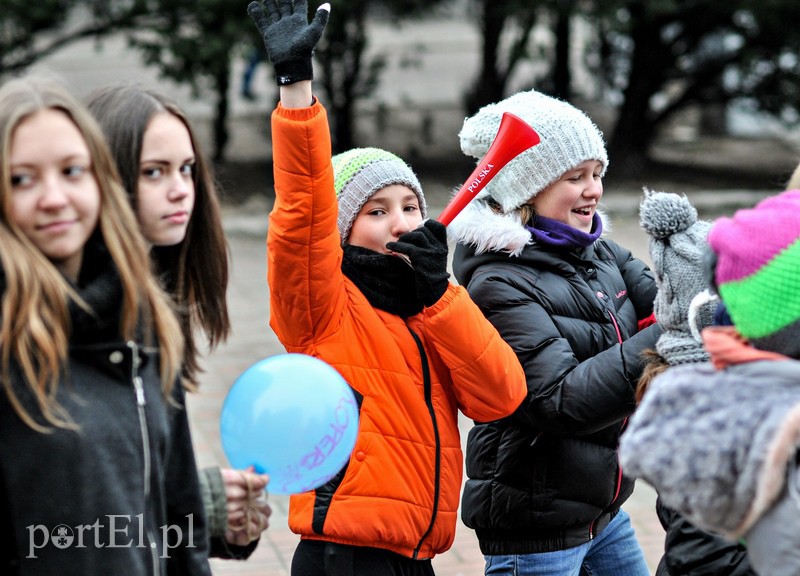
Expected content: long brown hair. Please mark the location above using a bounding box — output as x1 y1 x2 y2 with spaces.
86 84 230 387
634 349 670 404
0 77 184 431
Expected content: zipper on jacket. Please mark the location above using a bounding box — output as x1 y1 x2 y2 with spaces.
589 452 626 540
591 309 626 541
407 328 441 560
607 309 623 344
128 341 160 576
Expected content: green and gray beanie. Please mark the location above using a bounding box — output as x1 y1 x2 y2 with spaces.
332 147 426 244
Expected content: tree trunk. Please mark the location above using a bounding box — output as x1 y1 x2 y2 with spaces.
608 79 655 178
700 102 728 137
213 63 231 163
316 0 369 152
464 0 508 115
552 0 573 100
607 2 668 178
333 98 355 153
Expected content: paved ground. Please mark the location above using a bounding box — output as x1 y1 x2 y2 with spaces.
186 189 781 576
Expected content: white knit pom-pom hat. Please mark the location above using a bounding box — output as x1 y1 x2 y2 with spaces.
459 89 608 213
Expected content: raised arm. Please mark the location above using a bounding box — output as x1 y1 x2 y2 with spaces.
249 1 345 347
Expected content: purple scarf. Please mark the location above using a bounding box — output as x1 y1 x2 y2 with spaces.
525 213 602 249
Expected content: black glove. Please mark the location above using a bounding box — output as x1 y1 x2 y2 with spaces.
386 220 450 308
247 0 330 86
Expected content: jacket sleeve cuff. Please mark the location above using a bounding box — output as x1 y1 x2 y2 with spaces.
198 466 228 538
275 98 323 122
424 283 462 318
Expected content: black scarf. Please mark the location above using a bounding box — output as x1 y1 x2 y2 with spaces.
69 233 125 344
341 245 423 317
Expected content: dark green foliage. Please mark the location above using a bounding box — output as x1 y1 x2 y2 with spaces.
588 0 800 173
0 0 147 72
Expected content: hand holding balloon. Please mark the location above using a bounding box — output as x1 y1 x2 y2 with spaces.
222 467 271 545
220 354 359 495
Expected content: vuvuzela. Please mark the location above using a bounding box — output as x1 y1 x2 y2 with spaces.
438 112 540 226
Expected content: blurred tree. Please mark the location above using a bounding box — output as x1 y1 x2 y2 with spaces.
6 0 800 171
128 0 256 162
464 0 800 175
314 0 450 152
0 1 146 73
593 0 800 174
462 0 541 115
129 0 449 158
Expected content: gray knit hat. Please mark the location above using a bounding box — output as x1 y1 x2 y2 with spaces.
332 147 426 244
639 190 715 365
459 89 608 213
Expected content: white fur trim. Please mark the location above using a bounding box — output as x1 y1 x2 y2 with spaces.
448 197 610 257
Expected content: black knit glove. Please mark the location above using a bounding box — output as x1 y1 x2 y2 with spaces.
247 0 330 86
386 220 450 308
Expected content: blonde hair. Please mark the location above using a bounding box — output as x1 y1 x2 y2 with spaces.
787 160 800 190
0 77 185 431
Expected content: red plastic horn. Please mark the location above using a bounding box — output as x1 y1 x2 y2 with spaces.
438 112 540 226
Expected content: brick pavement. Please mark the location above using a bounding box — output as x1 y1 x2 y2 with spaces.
186 194 672 576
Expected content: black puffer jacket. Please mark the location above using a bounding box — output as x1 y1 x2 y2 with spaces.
0 239 211 575
449 201 661 554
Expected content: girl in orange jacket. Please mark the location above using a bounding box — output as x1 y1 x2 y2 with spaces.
247 1 527 574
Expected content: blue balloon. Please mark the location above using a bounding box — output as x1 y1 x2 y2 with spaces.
220 354 359 495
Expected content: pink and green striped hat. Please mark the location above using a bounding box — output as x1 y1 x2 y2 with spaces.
708 189 800 355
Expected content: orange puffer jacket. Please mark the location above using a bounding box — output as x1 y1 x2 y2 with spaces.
268 100 526 560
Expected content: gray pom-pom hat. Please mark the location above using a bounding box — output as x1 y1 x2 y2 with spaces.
639 189 715 365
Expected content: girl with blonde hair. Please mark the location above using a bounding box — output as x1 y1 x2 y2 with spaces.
0 76 211 575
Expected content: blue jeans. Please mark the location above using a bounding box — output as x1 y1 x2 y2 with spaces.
484 509 650 576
